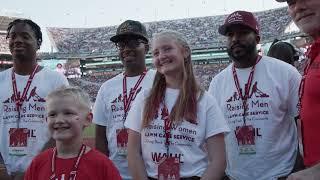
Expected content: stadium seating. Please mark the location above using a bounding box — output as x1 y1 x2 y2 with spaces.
0 34 10 54
47 7 292 56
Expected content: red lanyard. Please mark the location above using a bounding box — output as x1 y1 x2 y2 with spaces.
162 103 172 155
122 70 147 120
232 56 261 125
11 65 39 128
50 144 86 180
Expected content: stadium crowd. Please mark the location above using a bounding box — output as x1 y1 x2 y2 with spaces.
0 34 9 54
67 63 229 101
47 7 291 55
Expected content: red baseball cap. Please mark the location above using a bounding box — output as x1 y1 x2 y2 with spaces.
219 11 260 36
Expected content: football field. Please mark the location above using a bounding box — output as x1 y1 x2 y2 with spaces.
84 124 95 148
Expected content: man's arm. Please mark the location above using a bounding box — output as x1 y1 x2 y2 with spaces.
95 124 109 156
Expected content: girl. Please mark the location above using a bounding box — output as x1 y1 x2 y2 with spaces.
125 30 229 180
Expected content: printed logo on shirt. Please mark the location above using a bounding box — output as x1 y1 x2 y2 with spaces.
234 126 262 145
111 94 123 104
9 128 37 147
3 87 45 103
110 86 142 104
110 87 143 120
226 81 269 102
145 106 198 165
151 152 184 164
2 87 46 124
225 81 270 123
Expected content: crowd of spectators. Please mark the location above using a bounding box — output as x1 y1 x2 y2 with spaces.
193 63 229 90
68 78 100 102
68 70 121 101
66 62 230 101
0 34 9 54
47 7 292 55
67 55 308 102
82 71 120 84
0 7 304 102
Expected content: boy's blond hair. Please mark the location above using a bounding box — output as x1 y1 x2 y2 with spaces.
46 86 91 111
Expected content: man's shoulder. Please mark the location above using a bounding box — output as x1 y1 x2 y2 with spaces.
261 56 292 68
260 56 300 74
96 73 123 97
0 68 11 79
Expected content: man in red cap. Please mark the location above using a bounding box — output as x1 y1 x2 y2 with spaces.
208 11 302 180
276 0 320 179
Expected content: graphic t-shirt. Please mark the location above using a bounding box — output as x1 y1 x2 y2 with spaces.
93 69 156 180
125 88 230 178
208 56 301 180
24 148 122 180
0 67 68 174
300 39 320 167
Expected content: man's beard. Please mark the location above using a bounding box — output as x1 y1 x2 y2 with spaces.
227 41 256 61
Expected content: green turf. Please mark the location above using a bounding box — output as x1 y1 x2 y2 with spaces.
84 124 96 138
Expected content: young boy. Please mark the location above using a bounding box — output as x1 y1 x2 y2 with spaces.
24 86 121 180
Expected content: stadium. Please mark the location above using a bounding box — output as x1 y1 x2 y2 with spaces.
0 7 310 103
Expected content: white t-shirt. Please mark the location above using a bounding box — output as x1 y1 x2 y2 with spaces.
93 69 156 180
208 56 301 180
125 88 230 178
0 67 68 174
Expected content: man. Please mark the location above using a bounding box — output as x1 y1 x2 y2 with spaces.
93 20 155 180
0 19 68 179
208 11 301 179
268 40 298 66
276 0 320 179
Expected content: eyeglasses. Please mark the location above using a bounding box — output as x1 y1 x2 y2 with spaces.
115 39 147 50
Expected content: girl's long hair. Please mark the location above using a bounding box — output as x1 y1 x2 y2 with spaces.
142 30 202 127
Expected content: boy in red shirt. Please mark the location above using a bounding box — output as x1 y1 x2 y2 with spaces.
24 86 121 180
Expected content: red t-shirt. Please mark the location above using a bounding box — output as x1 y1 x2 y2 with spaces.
300 39 320 167
24 147 121 180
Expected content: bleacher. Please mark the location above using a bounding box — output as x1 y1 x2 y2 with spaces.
0 34 9 54
47 7 293 56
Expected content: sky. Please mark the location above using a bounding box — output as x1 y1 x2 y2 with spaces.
1 0 287 52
